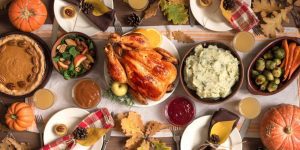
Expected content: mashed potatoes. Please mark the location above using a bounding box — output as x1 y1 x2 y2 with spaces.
184 44 239 99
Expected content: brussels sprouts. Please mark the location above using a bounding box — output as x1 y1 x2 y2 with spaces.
263 51 273 60
255 58 266 72
251 70 260 78
260 81 268 91
273 48 285 60
266 60 277 70
274 78 280 84
272 46 280 51
263 70 274 81
272 67 283 78
273 58 281 66
255 75 266 85
267 82 278 92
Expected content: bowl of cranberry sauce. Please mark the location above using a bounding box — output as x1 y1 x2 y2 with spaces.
165 96 196 126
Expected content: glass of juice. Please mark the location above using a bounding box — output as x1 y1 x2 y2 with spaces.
128 0 149 11
33 89 55 110
238 97 261 119
232 31 255 53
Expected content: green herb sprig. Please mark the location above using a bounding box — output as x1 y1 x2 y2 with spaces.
103 88 134 106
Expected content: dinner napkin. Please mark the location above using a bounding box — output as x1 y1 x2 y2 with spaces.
41 108 114 150
199 108 240 150
64 0 115 31
225 0 259 31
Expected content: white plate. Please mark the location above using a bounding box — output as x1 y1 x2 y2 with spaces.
54 0 113 36
190 0 251 31
181 115 242 150
44 108 103 150
104 36 180 107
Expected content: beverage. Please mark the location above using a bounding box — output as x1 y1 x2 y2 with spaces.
128 0 149 11
239 97 261 119
232 32 255 53
33 89 55 110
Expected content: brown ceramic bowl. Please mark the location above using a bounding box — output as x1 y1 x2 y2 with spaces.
51 32 97 79
247 37 300 95
180 41 244 104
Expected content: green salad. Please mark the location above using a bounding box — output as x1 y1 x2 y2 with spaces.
53 34 95 79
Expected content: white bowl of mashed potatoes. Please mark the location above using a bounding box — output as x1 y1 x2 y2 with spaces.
180 41 244 104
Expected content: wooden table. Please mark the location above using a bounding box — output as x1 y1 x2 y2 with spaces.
1 0 299 149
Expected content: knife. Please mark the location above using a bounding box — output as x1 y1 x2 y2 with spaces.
101 112 114 150
239 119 251 140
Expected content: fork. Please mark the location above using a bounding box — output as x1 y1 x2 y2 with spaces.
35 115 45 147
170 125 182 150
114 13 123 35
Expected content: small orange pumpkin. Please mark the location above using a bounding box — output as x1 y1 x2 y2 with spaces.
260 104 300 150
5 102 34 131
8 0 48 32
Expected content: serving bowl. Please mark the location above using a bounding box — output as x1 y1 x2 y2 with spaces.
247 37 300 95
51 32 97 79
180 41 244 104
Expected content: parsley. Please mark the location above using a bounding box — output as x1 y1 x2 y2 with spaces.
62 52 71 60
103 88 134 106
63 70 71 80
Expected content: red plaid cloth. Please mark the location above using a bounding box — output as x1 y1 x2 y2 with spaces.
41 108 114 150
230 0 259 31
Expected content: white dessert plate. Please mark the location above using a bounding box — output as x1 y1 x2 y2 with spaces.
190 0 251 31
54 0 113 36
43 108 103 150
181 115 242 150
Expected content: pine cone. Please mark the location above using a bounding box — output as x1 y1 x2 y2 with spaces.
127 13 141 27
223 0 235 10
80 1 94 14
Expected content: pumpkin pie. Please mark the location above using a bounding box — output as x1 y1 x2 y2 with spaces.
0 34 46 96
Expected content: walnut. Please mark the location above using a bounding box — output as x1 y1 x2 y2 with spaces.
75 67 81 72
57 44 67 53
17 81 26 88
6 83 15 90
17 40 28 48
6 40 17 46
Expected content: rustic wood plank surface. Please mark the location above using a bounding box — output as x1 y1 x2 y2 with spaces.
0 0 296 149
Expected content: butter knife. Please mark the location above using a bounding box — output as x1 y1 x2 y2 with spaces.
101 112 114 150
240 119 251 140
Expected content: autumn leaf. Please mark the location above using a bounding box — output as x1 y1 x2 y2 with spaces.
151 139 172 150
145 121 167 137
143 0 160 20
125 133 144 150
121 112 144 136
160 0 189 25
252 0 279 12
172 31 194 43
137 140 150 150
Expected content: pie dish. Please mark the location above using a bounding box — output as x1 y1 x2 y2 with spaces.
0 34 46 96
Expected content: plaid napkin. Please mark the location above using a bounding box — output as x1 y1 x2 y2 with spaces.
64 0 115 31
229 0 259 31
41 108 114 150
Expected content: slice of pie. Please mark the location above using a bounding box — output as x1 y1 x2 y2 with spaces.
0 34 46 96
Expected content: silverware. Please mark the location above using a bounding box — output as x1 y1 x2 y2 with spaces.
239 119 251 139
101 112 114 150
189 4 195 27
35 115 45 147
170 125 182 150
50 18 60 46
113 13 123 35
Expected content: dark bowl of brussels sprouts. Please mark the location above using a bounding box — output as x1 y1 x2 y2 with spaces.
247 37 300 95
